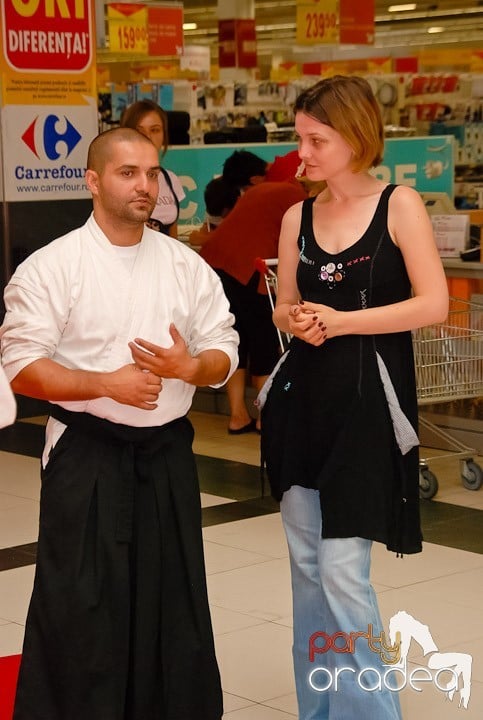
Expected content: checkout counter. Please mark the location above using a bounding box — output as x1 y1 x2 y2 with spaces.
419 196 483 298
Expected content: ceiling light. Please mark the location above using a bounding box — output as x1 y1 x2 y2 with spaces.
256 23 295 31
388 3 417 10
427 26 445 33
183 22 197 30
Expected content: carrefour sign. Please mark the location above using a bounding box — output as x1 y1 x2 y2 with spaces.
2 104 98 200
21 113 82 160
2 0 92 72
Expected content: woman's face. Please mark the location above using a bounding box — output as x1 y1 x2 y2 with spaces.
295 112 354 182
136 111 164 152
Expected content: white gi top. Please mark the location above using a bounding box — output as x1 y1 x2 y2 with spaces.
151 169 185 226
1 214 238 432
0 364 16 428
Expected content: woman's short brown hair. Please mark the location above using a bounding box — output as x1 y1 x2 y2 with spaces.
120 99 169 156
294 75 384 172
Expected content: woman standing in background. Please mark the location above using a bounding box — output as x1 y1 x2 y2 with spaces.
121 100 185 238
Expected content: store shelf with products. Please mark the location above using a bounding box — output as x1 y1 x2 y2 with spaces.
454 164 483 210
95 74 410 145
399 73 483 140
397 74 483 211
96 77 297 142
440 209 483 300
95 68 483 155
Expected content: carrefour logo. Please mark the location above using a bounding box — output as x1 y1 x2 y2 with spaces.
21 114 82 160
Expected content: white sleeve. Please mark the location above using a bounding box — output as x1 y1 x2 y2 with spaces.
186 256 239 388
0 363 16 428
1 253 71 381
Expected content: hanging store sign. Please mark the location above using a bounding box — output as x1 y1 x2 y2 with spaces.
296 0 338 46
235 19 257 69
181 45 210 74
218 19 256 69
107 3 183 56
107 3 148 54
339 0 374 44
0 0 98 201
148 6 183 56
218 20 236 68
295 0 374 46
2 0 92 72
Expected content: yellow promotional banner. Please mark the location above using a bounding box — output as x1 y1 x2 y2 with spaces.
367 57 392 74
319 59 367 76
1 0 96 106
296 0 339 46
419 49 472 70
107 3 148 54
471 51 483 72
0 0 98 201
270 62 301 82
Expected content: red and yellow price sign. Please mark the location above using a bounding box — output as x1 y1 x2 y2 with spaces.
107 3 148 54
296 0 339 46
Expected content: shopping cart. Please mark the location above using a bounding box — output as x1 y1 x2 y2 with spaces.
255 258 483 500
254 257 291 353
413 297 483 499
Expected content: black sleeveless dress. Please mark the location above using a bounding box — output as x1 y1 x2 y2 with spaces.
261 185 422 555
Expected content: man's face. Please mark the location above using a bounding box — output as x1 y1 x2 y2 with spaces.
88 139 160 225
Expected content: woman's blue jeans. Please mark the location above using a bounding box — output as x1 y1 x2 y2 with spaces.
281 486 402 720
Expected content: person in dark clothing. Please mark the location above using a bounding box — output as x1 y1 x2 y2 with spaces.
204 176 241 231
260 75 448 720
221 149 268 191
198 151 309 434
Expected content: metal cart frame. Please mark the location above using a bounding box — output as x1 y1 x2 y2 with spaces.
413 297 483 498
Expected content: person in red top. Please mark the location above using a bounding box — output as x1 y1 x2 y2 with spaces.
197 151 308 433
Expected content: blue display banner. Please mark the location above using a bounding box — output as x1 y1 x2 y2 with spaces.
373 135 454 197
165 136 454 225
165 143 297 225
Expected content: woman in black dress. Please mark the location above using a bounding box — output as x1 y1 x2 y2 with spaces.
261 76 449 720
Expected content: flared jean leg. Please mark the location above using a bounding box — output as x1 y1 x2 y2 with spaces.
281 486 402 720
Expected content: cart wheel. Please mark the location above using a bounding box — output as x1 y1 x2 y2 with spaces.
419 468 438 500
461 460 483 491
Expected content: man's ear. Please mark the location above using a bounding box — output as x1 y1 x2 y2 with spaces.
85 169 99 194
248 174 266 186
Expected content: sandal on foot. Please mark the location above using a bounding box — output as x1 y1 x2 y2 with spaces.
228 419 257 435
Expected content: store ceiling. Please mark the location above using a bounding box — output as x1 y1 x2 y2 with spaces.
180 1 483 62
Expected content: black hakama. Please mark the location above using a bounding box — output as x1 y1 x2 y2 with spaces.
14 409 223 720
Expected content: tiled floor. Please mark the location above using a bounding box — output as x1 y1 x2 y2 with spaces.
0 409 482 719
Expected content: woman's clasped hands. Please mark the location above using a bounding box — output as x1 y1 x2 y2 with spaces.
288 300 340 346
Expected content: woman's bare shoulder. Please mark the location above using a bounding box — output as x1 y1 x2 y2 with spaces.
390 184 425 209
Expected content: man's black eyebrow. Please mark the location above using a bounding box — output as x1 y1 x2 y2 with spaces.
117 164 162 171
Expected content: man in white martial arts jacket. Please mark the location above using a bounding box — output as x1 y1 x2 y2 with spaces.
1 127 238 720
0 364 16 428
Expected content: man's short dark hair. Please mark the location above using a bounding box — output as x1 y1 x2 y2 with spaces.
87 127 155 173
204 177 240 217
222 151 267 190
